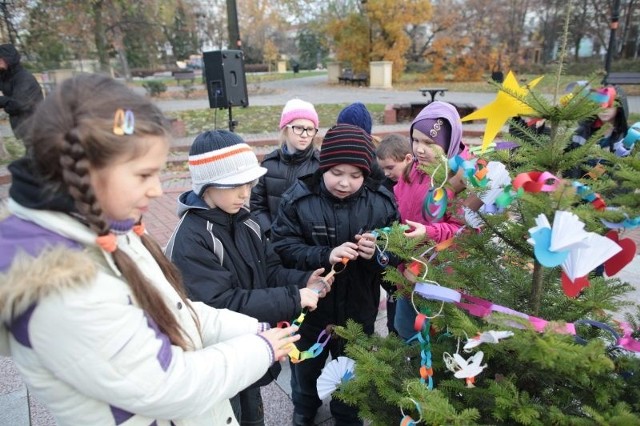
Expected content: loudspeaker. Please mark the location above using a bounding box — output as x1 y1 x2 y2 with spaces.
203 50 249 109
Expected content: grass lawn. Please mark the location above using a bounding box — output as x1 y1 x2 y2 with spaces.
166 104 387 136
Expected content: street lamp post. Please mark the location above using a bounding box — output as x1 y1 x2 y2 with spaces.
226 0 241 50
604 0 622 83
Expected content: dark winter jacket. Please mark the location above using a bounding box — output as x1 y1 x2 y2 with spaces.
0 44 43 139
165 191 312 325
250 145 319 234
270 171 400 339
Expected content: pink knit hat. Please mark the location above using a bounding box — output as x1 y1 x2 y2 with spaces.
279 99 319 129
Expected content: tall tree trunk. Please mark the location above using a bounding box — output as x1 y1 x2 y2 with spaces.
111 24 131 81
92 0 110 73
226 0 240 49
530 261 544 316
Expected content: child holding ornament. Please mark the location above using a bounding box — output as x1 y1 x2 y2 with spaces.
393 101 468 340
0 74 300 426
270 124 400 426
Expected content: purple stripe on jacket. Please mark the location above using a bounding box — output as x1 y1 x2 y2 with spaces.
0 214 82 271
110 405 135 424
2 214 82 348
144 312 173 372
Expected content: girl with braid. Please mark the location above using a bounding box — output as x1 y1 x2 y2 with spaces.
0 73 299 426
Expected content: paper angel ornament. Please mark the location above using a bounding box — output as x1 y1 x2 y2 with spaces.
453 351 487 388
316 356 355 400
463 330 514 351
528 211 621 281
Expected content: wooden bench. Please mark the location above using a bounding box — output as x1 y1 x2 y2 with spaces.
602 72 640 86
338 69 354 85
172 70 196 84
418 87 448 103
338 70 368 86
351 73 368 86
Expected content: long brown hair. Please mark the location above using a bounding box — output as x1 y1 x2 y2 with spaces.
27 73 194 350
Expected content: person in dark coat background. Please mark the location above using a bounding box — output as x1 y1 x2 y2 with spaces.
0 44 44 140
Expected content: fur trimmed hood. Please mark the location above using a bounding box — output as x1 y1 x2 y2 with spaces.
0 200 105 322
0 247 97 322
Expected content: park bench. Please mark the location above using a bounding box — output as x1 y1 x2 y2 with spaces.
338 69 368 86
338 69 354 84
350 73 368 86
602 72 640 86
172 70 196 84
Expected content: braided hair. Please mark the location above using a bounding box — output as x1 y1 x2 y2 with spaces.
27 73 194 350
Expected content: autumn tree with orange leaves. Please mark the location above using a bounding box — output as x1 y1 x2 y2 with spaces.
324 0 431 80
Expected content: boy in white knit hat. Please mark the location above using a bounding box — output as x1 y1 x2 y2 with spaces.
250 98 320 237
166 129 332 426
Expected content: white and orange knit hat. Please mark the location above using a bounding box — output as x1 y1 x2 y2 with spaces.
279 98 319 129
188 130 267 195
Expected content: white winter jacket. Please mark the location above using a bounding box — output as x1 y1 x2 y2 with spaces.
0 200 274 425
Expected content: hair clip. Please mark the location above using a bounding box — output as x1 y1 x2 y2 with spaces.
113 108 135 135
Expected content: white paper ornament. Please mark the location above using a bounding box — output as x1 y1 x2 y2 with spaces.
316 356 355 400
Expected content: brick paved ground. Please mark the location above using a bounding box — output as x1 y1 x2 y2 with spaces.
147 171 190 247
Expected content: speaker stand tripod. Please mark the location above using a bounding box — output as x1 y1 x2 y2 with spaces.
228 106 238 132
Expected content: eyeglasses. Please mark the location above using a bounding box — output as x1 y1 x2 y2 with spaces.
286 124 318 137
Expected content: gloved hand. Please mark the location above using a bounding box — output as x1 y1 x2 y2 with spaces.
0 95 8 108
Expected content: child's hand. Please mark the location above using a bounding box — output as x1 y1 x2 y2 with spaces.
260 325 300 362
355 232 377 260
329 242 359 264
305 268 334 297
403 219 427 240
299 288 320 310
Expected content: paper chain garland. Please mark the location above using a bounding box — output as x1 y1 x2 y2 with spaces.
277 257 349 363
420 154 637 231
420 155 491 222
491 171 640 230
448 156 489 189
413 282 640 353
406 312 434 390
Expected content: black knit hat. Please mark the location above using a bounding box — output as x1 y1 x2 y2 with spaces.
319 124 374 176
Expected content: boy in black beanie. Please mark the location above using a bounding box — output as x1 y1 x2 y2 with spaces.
270 124 400 426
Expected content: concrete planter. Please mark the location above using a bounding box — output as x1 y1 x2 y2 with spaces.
369 61 392 89
327 62 341 84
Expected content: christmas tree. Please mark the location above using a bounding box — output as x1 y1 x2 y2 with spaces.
329 6 640 425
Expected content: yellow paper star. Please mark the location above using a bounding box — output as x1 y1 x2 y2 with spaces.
462 71 543 153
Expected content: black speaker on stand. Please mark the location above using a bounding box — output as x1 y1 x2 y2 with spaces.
202 50 249 132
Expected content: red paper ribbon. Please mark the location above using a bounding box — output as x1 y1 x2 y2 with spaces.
513 171 560 193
